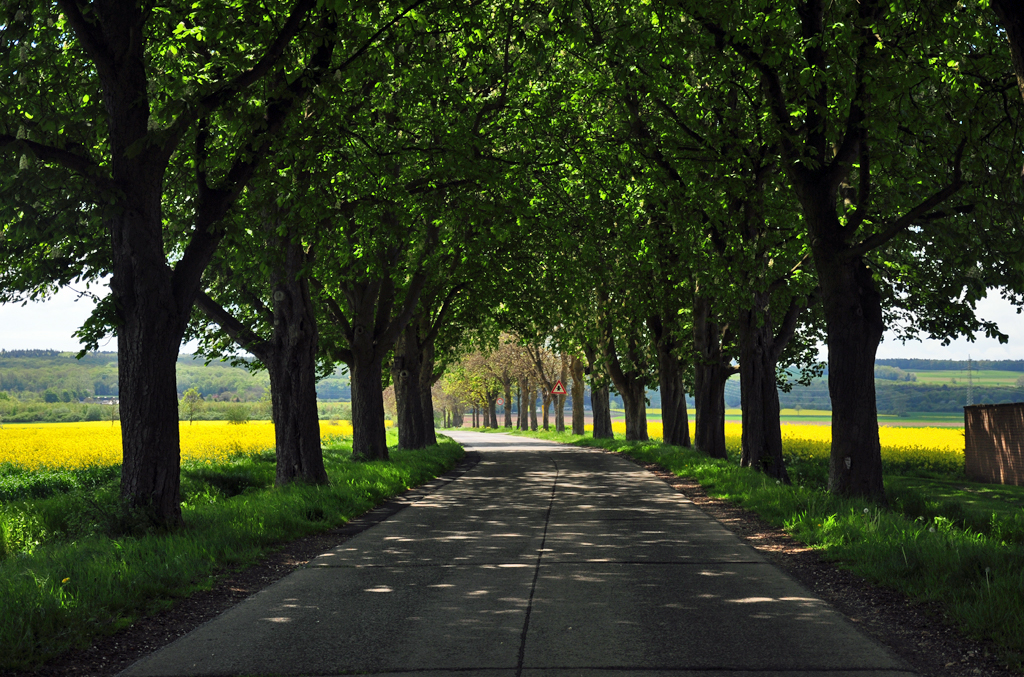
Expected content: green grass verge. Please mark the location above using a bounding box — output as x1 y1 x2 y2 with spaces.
463 426 1024 670
0 433 463 669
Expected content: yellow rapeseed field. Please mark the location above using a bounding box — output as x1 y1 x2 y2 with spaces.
609 420 965 473
0 420 354 471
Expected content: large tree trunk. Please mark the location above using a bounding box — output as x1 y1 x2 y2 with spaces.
649 314 690 448
392 322 428 450
737 295 789 482
584 345 614 439
419 340 438 447
103 6 186 527
570 356 586 435
693 295 732 459
541 393 552 430
817 253 885 499
602 333 649 442
350 348 389 460
620 380 648 441
263 243 328 486
488 395 499 428
591 383 613 439
117 311 185 527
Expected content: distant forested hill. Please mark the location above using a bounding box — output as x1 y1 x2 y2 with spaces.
0 351 350 401
876 358 1024 372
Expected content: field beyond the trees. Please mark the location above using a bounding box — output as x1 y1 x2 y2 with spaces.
0 420 355 472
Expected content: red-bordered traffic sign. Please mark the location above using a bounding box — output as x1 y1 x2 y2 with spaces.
551 379 567 396
497 397 505 406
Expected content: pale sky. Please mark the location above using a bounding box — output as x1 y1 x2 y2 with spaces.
0 282 1023 361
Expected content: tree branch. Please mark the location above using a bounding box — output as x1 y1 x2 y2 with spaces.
844 138 967 260
0 135 115 193
194 291 270 363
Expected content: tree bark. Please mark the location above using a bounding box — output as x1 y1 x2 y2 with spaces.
590 383 613 438
263 240 327 486
101 5 187 528
816 251 885 498
693 295 734 459
503 376 513 428
518 376 529 430
648 313 690 448
488 394 499 428
584 344 614 439
350 345 389 460
419 339 438 447
736 293 792 482
529 386 538 430
392 322 428 450
541 393 552 430
602 334 648 442
117 314 185 527
570 355 586 435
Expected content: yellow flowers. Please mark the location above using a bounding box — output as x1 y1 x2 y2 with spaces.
0 420 353 471
609 420 965 474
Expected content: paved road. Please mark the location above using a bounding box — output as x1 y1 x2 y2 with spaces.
121 432 914 677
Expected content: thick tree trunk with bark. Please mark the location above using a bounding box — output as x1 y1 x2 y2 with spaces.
541 393 552 430
117 313 185 527
590 383 613 438
102 5 188 527
737 289 806 482
350 346 389 460
584 345 614 439
693 296 733 459
817 251 885 499
737 297 788 482
649 314 690 448
263 243 328 486
603 335 648 442
570 356 586 435
620 380 648 441
419 341 438 447
392 322 428 450
488 396 498 428
657 351 690 448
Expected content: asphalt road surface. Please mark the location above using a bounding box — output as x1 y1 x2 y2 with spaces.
120 431 914 677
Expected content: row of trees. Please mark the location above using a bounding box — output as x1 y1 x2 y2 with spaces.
437 335 613 438
2 0 1024 526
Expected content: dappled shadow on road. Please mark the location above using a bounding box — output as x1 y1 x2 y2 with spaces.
119 431 907 676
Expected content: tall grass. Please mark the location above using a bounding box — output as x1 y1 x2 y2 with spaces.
0 434 463 669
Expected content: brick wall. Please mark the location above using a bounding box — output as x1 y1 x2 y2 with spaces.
964 403 1024 487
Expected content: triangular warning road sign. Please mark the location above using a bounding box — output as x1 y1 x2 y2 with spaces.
551 379 568 396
